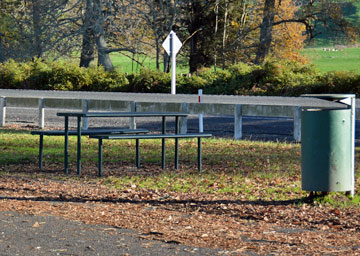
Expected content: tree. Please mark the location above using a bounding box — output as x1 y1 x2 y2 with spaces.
253 0 359 64
254 0 276 64
127 0 178 71
0 0 81 62
179 0 221 73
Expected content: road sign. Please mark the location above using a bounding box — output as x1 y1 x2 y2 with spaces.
162 31 182 56
162 31 183 95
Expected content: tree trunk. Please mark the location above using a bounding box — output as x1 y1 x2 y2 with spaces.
32 0 43 58
222 0 229 70
80 29 95 68
80 0 95 68
155 38 160 70
96 35 114 71
0 36 4 62
189 36 199 74
93 0 114 71
255 0 276 64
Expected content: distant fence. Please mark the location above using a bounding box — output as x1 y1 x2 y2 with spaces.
0 96 356 141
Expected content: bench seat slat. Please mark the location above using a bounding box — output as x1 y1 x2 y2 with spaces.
90 133 212 140
31 128 149 136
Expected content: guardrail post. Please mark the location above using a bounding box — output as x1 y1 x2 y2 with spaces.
180 102 188 134
0 97 6 127
82 99 89 130
130 101 136 129
234 104 242 139
294 106 301 142
38 98 45 129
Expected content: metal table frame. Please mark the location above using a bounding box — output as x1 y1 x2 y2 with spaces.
56 111 188 175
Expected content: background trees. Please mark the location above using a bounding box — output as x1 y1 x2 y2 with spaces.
0 0 358 73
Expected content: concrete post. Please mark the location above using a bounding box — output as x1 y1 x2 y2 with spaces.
82 99 89 130
293 106 301 142
129 101 136 129
0 97 6 127
38 98 45 129
180 102 188 134
234 104 242 140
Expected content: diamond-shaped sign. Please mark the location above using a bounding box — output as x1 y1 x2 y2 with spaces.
162 31 182 56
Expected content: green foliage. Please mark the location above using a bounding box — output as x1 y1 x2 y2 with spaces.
0 59 360 96
123 68 171 93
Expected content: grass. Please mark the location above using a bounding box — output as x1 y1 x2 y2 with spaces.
110 52 189 74
1 128 359 206
302 47 360 74
110 47 360 75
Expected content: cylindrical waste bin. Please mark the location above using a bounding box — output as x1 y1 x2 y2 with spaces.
301 108 352 192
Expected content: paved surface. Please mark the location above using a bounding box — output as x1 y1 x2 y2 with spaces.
0 211 222 256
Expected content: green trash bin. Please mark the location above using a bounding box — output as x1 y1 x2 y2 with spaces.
301 107 352 192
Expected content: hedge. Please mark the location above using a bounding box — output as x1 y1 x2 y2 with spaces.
0 58 359 96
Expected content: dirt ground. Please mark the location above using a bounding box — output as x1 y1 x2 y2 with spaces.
0 165 359 255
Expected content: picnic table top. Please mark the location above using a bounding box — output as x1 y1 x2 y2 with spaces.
56 111 188 118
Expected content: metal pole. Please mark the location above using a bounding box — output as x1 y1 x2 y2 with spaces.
198 89 203 132
77 116 82 175
171 32 176 95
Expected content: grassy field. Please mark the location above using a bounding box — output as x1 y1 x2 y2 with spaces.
1 128 359 206
110 52 189 74
302 47 360 74
111 47 360 75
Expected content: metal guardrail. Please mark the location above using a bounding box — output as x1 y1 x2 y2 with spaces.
0 95 356 141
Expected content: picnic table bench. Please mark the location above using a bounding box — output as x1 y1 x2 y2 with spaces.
31 128 149 169
90 132 212 177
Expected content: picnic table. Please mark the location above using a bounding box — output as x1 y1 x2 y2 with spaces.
56 112 189 175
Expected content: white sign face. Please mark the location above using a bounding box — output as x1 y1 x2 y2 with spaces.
162 31 182 56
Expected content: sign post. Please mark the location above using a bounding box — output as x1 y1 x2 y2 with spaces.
162 31 182 95
198 89 204 133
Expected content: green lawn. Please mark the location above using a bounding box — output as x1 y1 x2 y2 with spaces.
1 129 360 206
109 47 360 75
110 52 189 74
301 47 360 74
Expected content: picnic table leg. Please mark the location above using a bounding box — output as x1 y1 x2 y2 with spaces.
175 116 179 169
161 116 166 169
77 116 82 175
64 116 69 174
198 137 202 172
98 139 103 177
39 134 43 169
136 139 140 168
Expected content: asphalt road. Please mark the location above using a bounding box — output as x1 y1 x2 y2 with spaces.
0 211 222 256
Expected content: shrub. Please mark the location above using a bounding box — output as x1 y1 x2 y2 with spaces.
0 59 359 97
0 60 30 89
124 68 171 93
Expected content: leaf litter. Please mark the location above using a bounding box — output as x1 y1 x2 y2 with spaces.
0 164 359 255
